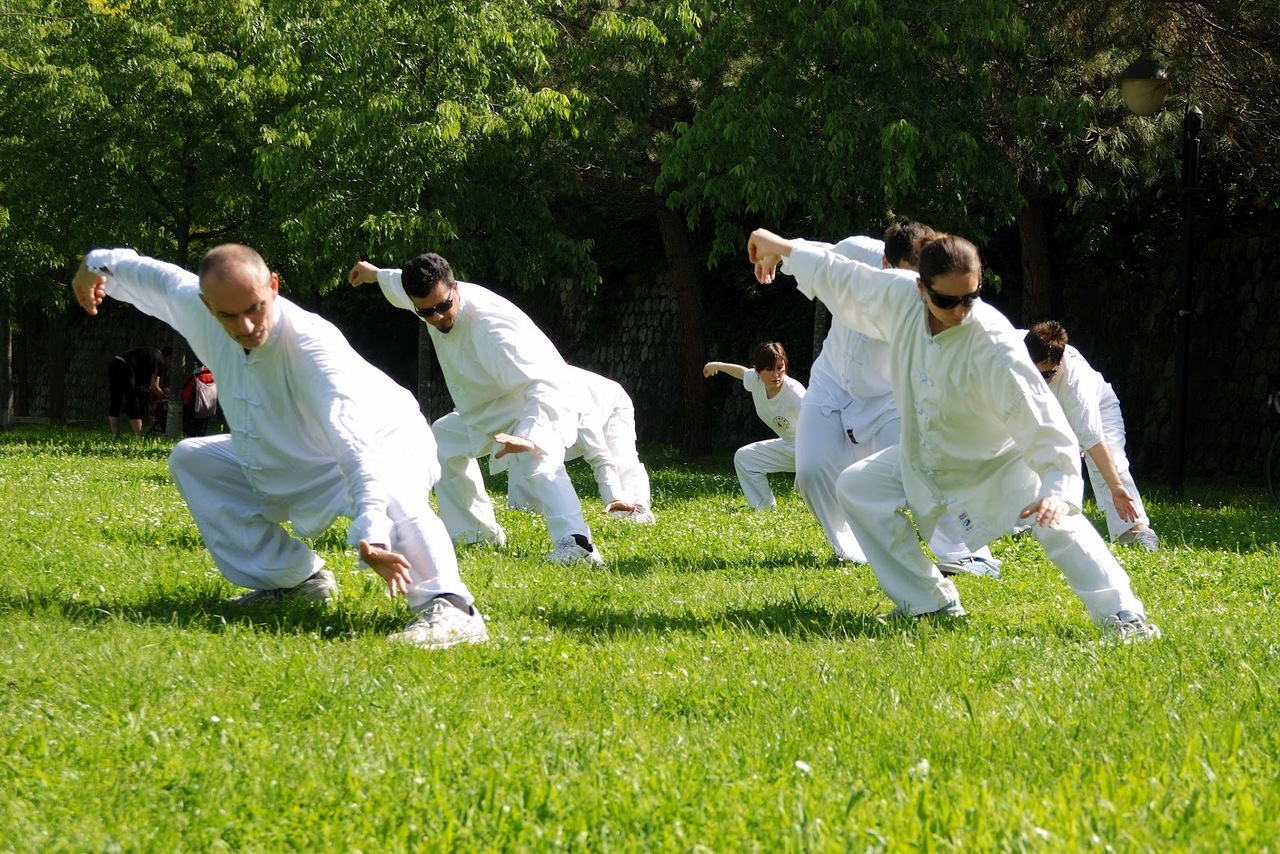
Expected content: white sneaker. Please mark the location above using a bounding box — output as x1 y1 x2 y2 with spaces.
937 555 1004 580
1117 528 1160 552
389 598 488 649
1100 609 1162 642
546 534 605 566
227 569 337 606
608 506 656 524
880 598 966 621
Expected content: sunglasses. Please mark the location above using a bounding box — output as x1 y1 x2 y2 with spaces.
1040 368 1059 381
923 280 982 310
413 284 457 318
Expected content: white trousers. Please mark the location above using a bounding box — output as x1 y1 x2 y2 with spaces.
794 399 867 561
1085 387 1151 539
837 445 1146 625
432 411 590 546
168 434 470 610
508 402 651 511
733 437 796 510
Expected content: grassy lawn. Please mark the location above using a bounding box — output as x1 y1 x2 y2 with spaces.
1 426 1277 851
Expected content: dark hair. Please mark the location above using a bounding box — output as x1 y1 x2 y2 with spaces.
883 220 937 268
400 253 455 299
917 234 982 286
751 341 788 373
1025 320 1069 365
160 346 173 357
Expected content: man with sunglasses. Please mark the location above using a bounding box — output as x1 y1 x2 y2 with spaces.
72 245 488 650
781 222 1001 579
348 254 604 566
746 228 1159 641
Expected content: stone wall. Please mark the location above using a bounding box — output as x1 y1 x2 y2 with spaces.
22 233 1278 482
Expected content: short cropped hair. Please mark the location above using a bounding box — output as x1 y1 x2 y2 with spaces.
401 253 456 299
883 220 938 268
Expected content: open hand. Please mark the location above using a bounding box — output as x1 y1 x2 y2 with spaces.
359 539 413 598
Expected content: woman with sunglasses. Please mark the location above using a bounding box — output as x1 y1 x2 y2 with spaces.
746 227 1159 641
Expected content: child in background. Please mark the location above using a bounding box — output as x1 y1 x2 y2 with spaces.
704 342 806 510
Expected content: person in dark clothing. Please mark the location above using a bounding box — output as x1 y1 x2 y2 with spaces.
108 345 170 436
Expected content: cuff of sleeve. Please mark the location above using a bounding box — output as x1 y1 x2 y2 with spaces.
1041 470 1084 515
787 241 822 301
85 247 138 277
347 511 394 556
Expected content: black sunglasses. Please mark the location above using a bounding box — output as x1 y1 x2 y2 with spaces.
1040 368 1059 381
414 284 457 318
923 280 982 310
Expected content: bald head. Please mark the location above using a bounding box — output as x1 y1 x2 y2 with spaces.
198 243 279 350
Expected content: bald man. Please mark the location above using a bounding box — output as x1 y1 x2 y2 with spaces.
71 246 486 650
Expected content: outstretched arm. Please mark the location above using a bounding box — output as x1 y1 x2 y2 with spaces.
1083 442 1139 523
703 361 747 380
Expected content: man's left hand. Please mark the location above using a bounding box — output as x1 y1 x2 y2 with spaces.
493 433 536 458
71 259 107 315
359 539 413 598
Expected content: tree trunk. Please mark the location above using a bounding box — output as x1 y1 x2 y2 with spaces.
416 322 436 422
12 303 29 417
0 293 11 427
655 205 710 456
812 302 831 363
47 310 68 426
1017 200 1053 324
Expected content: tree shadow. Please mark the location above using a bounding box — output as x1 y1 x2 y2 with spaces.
599 550 842 577
532 598 967 642
0 587 407 638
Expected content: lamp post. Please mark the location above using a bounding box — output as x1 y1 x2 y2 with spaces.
1118 55 1201 493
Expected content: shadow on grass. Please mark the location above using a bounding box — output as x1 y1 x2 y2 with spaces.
533 599 965 642
600 550 837 576
0 587 408 639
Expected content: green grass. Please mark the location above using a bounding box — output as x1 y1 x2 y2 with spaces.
2 426 1279 851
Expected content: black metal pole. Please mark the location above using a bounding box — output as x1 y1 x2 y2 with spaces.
1171 106 1202 494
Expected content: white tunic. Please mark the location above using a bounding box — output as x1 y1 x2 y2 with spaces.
375 270 577 459
1044 345 1108 451
789 236 896 440
787 241 1084 548
87 248 430 548
743 370 805 442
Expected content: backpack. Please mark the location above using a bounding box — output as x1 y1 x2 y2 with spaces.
189 366 218 418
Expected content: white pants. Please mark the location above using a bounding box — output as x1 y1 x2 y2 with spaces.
432 411 590 546
509 401 651 511
168 434 470 610
837 445 1146 625
794 399 867 561
1085 386 1151 539
733 437 796 510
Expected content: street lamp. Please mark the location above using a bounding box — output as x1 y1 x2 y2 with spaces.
1118 55 1201 494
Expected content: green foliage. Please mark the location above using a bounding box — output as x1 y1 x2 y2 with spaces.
0 0 290 296
3 425 1280 848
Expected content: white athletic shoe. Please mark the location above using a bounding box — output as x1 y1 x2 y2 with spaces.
608 506 656 524
226 569 338 606
880 598 966 621
546 534 605 566
1117 528 1160 552
937 555 1004 580
1100 610 1162 643
389 598 488 649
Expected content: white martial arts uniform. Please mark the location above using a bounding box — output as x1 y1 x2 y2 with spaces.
85 249 470 610
732 369 805 510
508 366 652 513
786 242 1148 625
1045 345 1151 540
785 236 993 565
373 270 591 548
